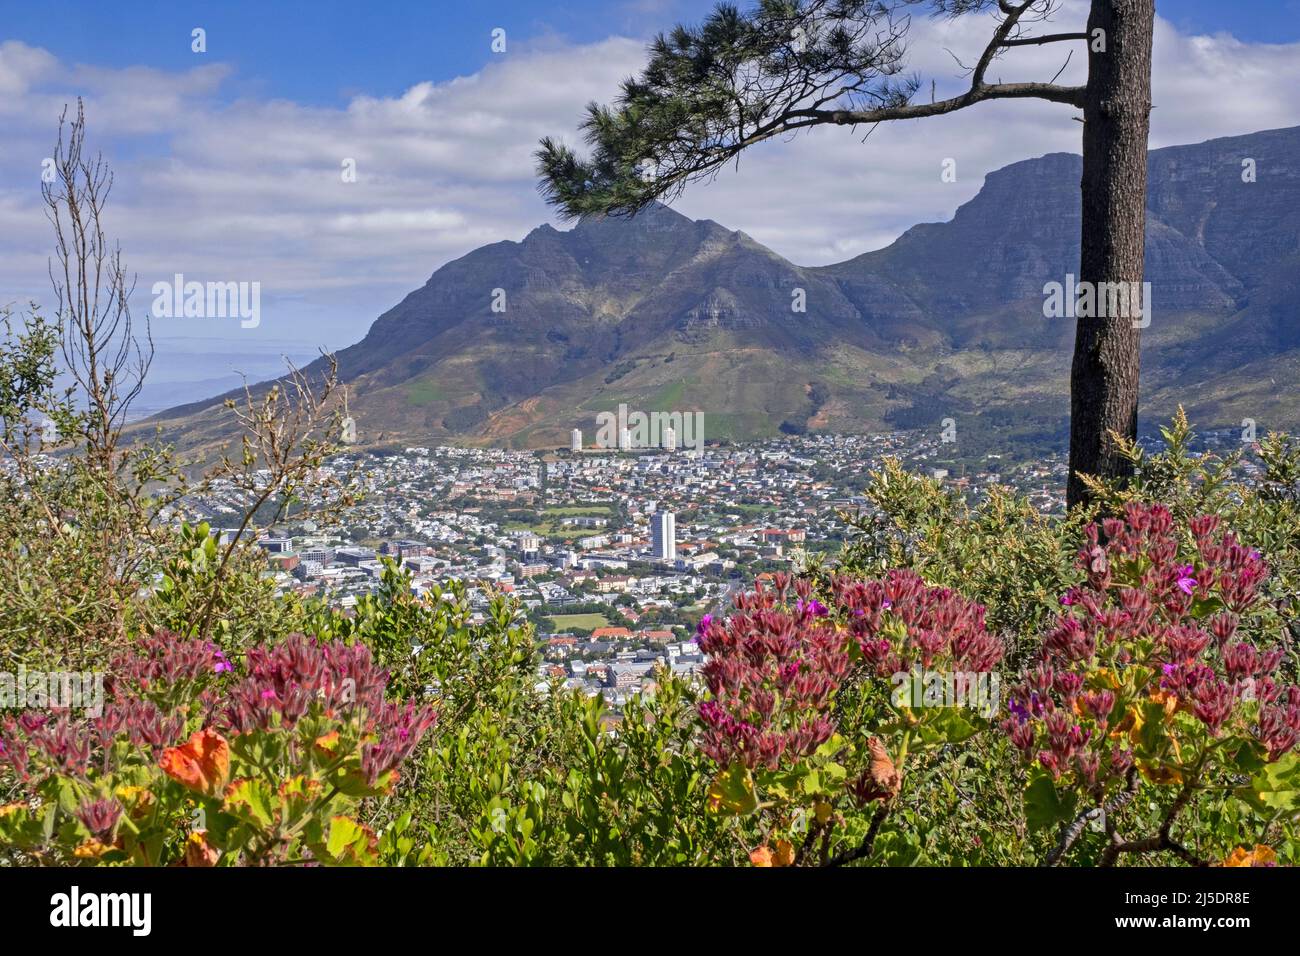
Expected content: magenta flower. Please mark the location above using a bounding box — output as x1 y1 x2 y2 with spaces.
1176 565 1198 595
692 614 713 644
1007 696 1030 723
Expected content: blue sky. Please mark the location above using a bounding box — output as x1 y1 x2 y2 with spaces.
3 1 1298 407
8 0 1297 107
4 1 700 104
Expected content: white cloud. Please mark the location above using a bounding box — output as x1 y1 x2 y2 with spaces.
1 9 1297 375
0 40 57 96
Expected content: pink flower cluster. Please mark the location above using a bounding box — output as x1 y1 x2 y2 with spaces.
218 633 389 733
216 633 436 786
1001 658 1134 788
697 575 847 770
106 631 230 695
1 698 187 781
1003 503 1300 789
1078 506 1268 616
695 570 1003 772
0 713 92 778
830 569 1004 677
0 630 437 789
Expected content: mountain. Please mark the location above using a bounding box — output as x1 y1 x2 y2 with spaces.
151 125 1300 455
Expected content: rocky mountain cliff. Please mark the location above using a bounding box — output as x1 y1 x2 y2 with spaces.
153 125 1300 455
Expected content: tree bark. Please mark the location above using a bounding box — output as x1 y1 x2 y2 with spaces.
1067 0 1154 508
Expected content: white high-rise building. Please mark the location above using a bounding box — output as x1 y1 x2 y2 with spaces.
570 428 582 452
652 511 676 561
663 426 677 452
618 426 631 451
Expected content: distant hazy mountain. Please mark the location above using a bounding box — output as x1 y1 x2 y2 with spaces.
151 125 1300 454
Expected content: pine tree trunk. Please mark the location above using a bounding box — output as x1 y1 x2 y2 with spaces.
1067 0 1155 508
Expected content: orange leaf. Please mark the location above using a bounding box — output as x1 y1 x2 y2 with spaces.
1253 845 1279 866
73 838 111 858
863 737 902 801
1110 704 1142 741
159 729 231 796
1222 844 1278 867
183 830 220 867
1137 760 1183 786
1149 689 1179 717
114 785 156 819
278 775 322 799
773 839 795 867
313 730 342 761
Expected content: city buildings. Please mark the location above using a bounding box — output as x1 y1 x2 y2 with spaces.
162 428 1076 709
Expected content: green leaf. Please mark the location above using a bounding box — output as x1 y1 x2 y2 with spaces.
800 769 820 795
761 766 804 801
317 815 379 866
1136 699 1172 756
1238 751 1300 811
820 760 848 784
1024 770 1078 834
813 734 844 760
1226 739 1268 776
917 707 979 746
706 761 758 816
222 778 278 827
1188 596 1225 619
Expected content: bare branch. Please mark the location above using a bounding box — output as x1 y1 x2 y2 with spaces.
1001 31 1087 46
